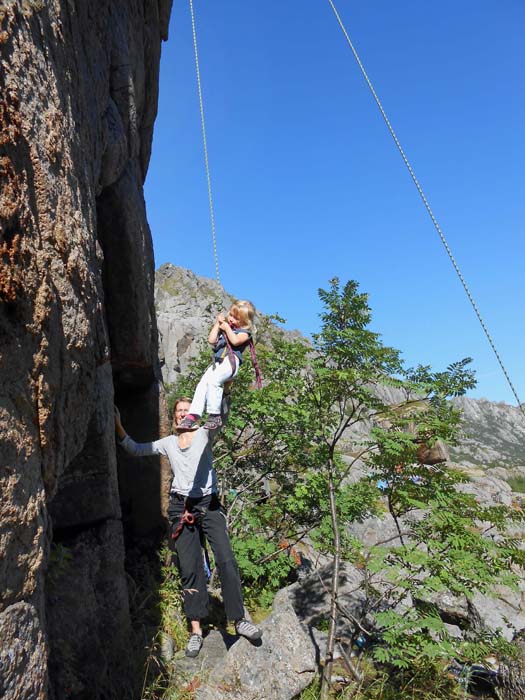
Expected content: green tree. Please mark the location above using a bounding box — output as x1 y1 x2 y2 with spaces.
307 280 523 696
304 278 406 699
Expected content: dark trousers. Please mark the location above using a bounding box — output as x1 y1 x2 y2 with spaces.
168 493 245 622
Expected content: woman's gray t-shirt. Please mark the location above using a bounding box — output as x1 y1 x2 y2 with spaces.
120 428 217 497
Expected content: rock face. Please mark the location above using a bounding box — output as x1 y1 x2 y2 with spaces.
0 2 172 699
450 396 525 469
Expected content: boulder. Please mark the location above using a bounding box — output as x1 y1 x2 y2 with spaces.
458 472 514 507
196 594 316 700
469 586 525 642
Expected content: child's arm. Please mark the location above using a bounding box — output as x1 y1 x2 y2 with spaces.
208 314 225 345
218 320 249 346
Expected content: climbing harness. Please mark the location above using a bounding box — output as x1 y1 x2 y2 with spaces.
326 0 524 417
170 503 212 580
213 328 263 388
171 507 195 542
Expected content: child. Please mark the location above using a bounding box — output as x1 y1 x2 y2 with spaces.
177 300 256 431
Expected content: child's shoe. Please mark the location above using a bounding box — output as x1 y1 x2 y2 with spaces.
176 416 199 431
203 414 222 430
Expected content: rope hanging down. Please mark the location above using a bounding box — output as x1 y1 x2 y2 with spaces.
189 0 221 286
326 0 524 416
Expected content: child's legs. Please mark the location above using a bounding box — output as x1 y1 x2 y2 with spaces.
205 357 238 415
189 365 215 416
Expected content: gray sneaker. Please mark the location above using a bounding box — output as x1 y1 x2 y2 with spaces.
235 618 262 641
185 633 203 658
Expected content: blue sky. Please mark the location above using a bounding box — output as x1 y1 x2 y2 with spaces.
144 1 525 406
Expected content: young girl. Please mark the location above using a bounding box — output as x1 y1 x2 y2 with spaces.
177 300 256 431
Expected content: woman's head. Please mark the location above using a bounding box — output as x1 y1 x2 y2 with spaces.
228 300 255 329
172 397 191 427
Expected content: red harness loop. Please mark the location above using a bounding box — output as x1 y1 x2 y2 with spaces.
171 509 195 542
248 338 262 389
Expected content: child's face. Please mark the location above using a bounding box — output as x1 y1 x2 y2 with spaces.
227 310 241 327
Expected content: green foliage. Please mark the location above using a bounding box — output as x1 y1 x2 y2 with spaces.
158 546 188 650
230 526 294 608
364 410 525 670
315 278 402 380
348 662 470 700
307 477 381 557
134 546 192 700
298 661 470 700
508 475 525 493
298 678 322 699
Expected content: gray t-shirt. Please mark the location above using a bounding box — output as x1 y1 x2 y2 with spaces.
120 428 217 497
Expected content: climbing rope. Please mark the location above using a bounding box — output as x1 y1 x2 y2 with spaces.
189 0 221 286
326 0 524 416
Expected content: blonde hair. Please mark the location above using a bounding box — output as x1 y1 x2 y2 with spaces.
174 396 192 409
173 396 192 420
229 300 255 330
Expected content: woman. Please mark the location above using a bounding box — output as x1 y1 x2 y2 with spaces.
114 396 261 658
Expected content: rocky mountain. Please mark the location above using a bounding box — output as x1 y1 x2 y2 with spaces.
155 263 525 475
450 396 525 469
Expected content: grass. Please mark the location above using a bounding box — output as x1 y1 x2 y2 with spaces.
508 475 525 493
125 541 191 700
297 658 495 700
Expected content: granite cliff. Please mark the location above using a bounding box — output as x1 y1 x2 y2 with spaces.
450 395 525 469
0 3 172 699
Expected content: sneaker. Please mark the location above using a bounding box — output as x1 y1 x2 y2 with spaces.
185 633 203 658
235 618 262 641
176 416 199 432
203 414 222 431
